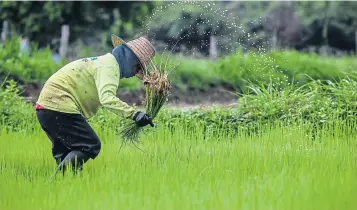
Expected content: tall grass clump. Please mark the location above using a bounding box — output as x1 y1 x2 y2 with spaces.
238 77 357 122
154 77 357 139
0 79 37 132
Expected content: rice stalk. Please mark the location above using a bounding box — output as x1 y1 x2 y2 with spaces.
118 62 171 143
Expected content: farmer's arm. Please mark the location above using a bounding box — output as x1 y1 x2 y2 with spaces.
94 66 137 119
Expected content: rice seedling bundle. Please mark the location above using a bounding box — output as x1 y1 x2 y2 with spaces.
118 65 171 143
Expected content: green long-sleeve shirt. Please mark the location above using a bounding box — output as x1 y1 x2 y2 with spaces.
37 53 137 120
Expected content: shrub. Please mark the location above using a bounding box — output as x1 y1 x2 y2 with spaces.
0 79 37 132
215 50 357 91
0 37 65 84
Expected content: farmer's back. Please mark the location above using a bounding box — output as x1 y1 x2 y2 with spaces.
37 53 119 119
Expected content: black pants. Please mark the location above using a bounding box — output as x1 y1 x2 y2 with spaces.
36 109 101 165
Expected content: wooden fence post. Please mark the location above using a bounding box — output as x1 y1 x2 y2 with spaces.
59 24 70 58
355 30 357 63
1 20 9 44
271 28 278 51
209 34 218 61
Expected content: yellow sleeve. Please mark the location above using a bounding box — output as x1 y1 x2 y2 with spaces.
94 65 138 119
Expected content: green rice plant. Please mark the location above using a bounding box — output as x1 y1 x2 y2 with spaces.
1 115 356 210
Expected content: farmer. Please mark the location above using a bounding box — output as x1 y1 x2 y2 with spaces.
36 34 155 174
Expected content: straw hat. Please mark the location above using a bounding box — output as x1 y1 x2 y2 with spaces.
111 34 156 71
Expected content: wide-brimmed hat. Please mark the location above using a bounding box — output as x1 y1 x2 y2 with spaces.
111 34 156 71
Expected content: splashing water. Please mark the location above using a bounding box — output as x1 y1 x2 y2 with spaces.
136 1 281 86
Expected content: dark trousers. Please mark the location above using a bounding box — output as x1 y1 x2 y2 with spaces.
36 109 101 165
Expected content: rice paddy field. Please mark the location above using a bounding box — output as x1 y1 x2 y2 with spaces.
1 116 356 210
2 2 357 208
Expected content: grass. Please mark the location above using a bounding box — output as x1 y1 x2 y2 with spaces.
1 118 356 210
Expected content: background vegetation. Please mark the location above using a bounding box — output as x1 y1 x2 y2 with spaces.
1 37 356 93
2 1 357 55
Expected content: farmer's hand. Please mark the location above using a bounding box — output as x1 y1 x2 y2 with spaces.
132 111 154 127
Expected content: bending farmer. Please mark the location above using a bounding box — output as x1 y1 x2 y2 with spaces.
36 34 155 174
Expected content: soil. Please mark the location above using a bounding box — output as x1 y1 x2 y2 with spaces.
21 82 238 109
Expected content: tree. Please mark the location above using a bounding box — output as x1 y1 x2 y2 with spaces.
0 1 158 49
295 1 357 52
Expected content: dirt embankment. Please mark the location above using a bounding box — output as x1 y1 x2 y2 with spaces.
21 82 238 108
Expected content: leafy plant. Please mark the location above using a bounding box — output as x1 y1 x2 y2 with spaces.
0 79 37 132
0 37 65 84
